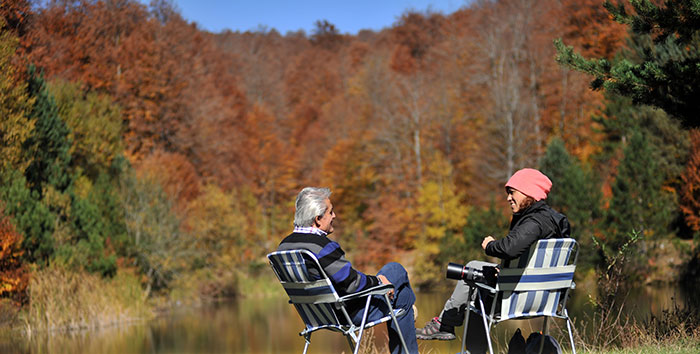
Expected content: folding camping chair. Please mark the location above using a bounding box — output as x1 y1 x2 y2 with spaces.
267 249 409 354
460 238 578 354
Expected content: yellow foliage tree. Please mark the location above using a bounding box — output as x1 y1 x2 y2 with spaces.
413 152 469 284
48 80 123 176
187 184 248 264
185 183 256 298
0 25 34 172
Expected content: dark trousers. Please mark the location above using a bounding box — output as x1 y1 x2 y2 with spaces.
350 262 419 354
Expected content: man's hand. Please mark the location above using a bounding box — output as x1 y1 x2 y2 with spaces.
377 275 394 301
482 236 496 250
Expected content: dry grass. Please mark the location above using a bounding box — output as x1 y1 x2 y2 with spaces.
22 266 153 334
355 328 382 354
569 231 700 353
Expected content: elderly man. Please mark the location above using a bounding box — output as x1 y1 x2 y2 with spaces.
278 187 419 354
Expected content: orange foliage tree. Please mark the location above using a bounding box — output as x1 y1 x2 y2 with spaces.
135 150 202 215
0 209 28 305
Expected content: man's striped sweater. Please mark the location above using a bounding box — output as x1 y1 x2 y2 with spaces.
277 229 380 296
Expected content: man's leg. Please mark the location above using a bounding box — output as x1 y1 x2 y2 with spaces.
377 262 419 354
351 262 418 354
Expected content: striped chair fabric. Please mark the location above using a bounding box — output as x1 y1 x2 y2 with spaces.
268 250 346 331
497 238 577 321
268 249 407 354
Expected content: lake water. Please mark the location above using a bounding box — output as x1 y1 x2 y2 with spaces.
0 283 694 353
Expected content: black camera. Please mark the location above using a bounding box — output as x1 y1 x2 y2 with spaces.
446 262 497 287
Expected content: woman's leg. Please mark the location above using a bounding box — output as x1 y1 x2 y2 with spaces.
418 260 497 338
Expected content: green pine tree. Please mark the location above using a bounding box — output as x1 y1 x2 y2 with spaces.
23 65 72 195
539 138 602 267
555 0 700 128
594 94 690 186
606 130 675 246
0 168 55 264
54 194 117 277
540 138 602 234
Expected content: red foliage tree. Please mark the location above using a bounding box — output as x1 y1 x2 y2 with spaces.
0 0 32 38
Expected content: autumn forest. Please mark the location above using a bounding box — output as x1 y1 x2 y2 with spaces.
0 0 699 334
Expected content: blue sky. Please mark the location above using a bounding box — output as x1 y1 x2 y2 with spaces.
158 0 468 34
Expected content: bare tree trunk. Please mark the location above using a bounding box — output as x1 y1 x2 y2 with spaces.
530 55 542 158
560 68 569 133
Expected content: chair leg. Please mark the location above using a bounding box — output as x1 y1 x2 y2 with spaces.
539 316 549 354
460 287 472 354
565 309 576 354
345 334 356 353
477 291 494 354
303 333 311 354
353 295 373 354
384 293 409 353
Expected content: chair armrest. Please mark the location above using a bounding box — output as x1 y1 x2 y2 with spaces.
472 281 497 294
337 284 395 302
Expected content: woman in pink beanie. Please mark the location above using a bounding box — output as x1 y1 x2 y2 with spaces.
416 168 571 345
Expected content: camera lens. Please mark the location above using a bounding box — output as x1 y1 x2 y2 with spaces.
446 262 465 280
446 262 487 285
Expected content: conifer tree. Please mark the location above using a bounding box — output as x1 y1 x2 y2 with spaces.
0 169 54 264
0 35 56 264
606 130 675 245
23 65 72 195
56 194 117 277
555 0 700 128
539 138 601 238
595 94 689 187
540 138 602 266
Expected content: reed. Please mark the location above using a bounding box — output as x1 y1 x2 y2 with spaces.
569 230 700 352
22 266 153 333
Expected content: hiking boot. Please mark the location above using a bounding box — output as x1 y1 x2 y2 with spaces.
415 317 456 340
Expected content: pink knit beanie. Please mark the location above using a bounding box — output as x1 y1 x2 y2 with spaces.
505 168 552 201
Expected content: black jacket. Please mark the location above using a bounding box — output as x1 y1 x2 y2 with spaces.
484 200 571 260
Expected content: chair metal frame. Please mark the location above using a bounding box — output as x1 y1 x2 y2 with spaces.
268 249 409 354
460 238 579 354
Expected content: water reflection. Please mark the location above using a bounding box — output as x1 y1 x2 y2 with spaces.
1 283 693 354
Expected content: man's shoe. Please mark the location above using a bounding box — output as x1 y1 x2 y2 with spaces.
415 317 456 340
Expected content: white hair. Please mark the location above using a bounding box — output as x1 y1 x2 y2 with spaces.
294 187 331 227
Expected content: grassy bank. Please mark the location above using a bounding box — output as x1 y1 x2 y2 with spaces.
21 266 153 334
0 260 279 339
583 335 700 354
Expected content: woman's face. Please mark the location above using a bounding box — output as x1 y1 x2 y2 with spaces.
506 187 529 213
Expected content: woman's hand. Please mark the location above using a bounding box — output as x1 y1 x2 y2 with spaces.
481 236 495 250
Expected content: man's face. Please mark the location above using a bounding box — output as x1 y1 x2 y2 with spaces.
506 187 528 213
316 198 336 234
